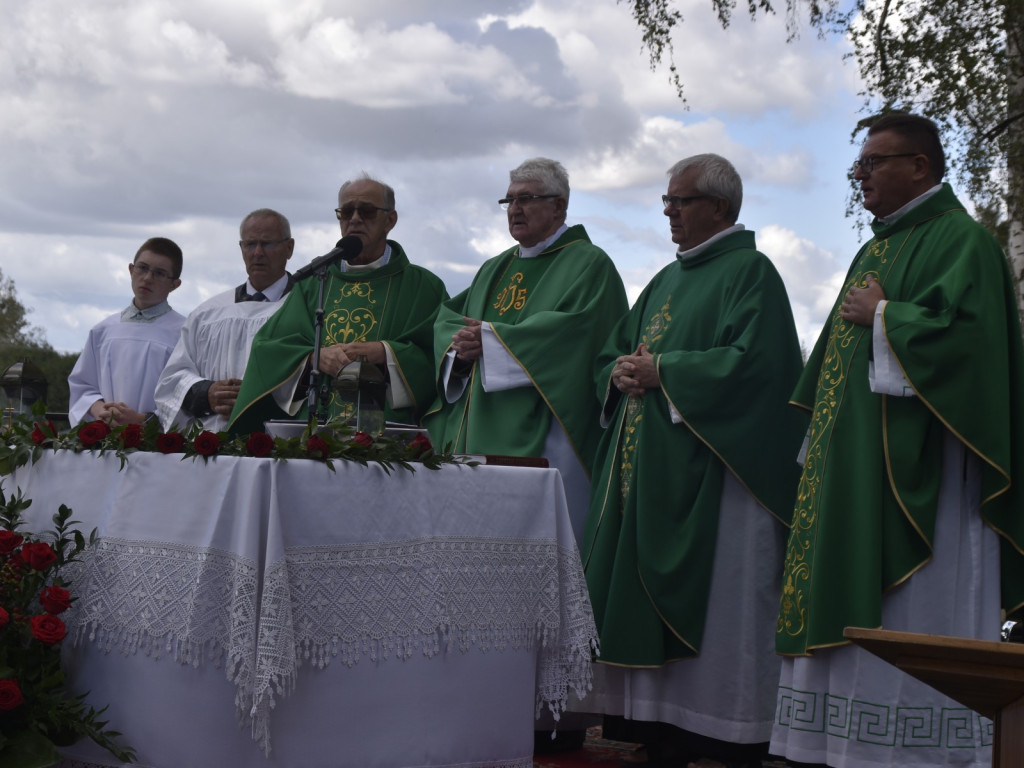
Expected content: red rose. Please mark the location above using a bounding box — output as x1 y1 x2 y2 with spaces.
408 433 433 458
39 585 72 614
305 435 329 459
352 431 374 447
156 432 186 454
31 420 57 445
245 432 274 458
79 420 112 447
29 614 66 644
0 679 23 710
0 530 23 555
118 423 143 448
0 606 9 628
20 542 57 571
5 551 27 574
193 431 220 456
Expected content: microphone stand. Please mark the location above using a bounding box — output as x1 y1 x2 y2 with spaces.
298 236 363 433
306 265 332 433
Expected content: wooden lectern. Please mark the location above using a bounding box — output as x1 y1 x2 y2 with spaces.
844 627 1024 768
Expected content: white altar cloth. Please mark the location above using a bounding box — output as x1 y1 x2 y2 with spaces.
8 451 597 768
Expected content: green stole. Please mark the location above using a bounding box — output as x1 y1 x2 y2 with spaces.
230 242 446 433
444 253 556 456
776 184 1024 655
318 278 395 422
583 230 805 667
423 224 628 469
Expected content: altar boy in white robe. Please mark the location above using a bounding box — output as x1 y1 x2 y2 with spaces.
68 237 185 426
155 209 294 432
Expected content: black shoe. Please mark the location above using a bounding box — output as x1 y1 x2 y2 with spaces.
534 728 587 753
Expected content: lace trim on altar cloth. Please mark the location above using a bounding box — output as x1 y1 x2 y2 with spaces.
248 538 598 751
56 757 534 768
66 537 260 719
66 535 598 757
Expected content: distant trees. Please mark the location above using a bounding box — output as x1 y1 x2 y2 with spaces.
0 269 42 347
0 268 77 414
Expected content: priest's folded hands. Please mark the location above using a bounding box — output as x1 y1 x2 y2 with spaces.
612 343 660 396
451 317 483 361
317 341 387 377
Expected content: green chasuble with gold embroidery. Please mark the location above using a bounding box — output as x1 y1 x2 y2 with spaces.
582 229 806 667
229 241 447 432
776 184 1024 656
423 224 627 471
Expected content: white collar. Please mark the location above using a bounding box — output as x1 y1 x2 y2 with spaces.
341 242 392 273
877 184 944 225
676 224 745 261
518 224 568 259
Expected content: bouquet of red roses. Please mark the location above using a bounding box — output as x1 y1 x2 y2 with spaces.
0 482 134 768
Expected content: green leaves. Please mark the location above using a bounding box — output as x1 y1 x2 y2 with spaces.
1 412 468 476
0 479 136 767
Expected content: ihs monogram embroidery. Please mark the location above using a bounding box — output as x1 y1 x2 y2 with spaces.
492 272 527 316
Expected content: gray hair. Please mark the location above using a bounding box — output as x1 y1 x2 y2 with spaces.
240 208 292 238
509 157 570 201
667 154 743 223
339 173 396 210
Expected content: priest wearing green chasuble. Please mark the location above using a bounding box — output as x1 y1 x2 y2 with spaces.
581 154 806 768
770 114 1024 768
423 158 627 546
229 176 447 433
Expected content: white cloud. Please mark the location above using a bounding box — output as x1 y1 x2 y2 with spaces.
468 225 514 261
0 0 867 362
275 19 547 108
5 2 266 88
758 223 849 349
493 0 855 117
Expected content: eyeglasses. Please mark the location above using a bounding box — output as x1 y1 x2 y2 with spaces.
662 194 712 210
498 194 560 210
851 153 919 174
335 203 392 221
239 239 290 252
131 262 175 281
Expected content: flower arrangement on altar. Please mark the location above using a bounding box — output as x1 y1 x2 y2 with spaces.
0 483 135 767
0 411 461 477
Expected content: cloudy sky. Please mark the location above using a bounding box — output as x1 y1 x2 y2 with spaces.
1 0 870 356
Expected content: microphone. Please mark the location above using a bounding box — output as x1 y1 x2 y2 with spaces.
292 236 363 282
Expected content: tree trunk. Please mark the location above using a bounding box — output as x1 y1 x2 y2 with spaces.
1006 0 1024 328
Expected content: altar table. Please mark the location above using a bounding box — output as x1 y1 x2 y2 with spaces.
7 451 597 768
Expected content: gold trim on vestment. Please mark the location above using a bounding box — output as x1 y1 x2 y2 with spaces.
581 409 626 573
229 357 309 430
482 248 592 477
487 324 591 478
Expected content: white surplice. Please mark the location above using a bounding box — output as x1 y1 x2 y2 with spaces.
154 290 285 432
68 308 185 424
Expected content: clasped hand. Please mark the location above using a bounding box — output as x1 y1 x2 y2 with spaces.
89 400 146 426
208 378 242 416
611 343 659 396
319 342 387 377
452 317 483 361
